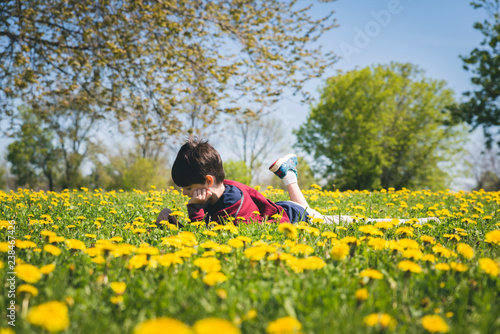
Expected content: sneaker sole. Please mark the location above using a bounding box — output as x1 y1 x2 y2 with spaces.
269 154 297 172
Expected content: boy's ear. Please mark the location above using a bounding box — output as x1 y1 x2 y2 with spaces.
205 175 215 187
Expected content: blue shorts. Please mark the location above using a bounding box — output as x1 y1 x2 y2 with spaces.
276 201 309 224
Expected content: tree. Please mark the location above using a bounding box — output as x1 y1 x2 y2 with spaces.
223 160 252 185
229 114 289 184
0 0 337 136
0 155 8 190
295 63 466 191
33 92 103 189
6 106 61 190
454 0 500 147
467 132 500 190
94 145 172 190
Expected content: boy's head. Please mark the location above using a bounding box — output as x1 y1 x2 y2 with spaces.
171 138 225 187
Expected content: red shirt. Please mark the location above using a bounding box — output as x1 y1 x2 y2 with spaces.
187 179 290 224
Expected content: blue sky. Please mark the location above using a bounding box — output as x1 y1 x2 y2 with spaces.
279 0 488 125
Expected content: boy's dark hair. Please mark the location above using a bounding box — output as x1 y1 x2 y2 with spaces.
171 138 226 187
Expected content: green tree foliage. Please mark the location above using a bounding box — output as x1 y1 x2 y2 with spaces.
6 91 101 190
223 160 252 186
6 107 61 190
36 93 102 189
0 0 337 138
455 0 500 147
0 156 8 190
295 63 466 191
93 146 172 190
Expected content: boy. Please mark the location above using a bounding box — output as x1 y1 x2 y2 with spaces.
157 138 440 225
164 138 310 224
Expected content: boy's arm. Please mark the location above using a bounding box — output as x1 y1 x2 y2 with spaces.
187 203 206 222
186 188 212 222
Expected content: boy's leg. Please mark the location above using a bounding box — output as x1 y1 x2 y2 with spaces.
269 154 309 207
286 182 309 208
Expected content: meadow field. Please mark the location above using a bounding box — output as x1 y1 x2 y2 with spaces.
1 185 499 333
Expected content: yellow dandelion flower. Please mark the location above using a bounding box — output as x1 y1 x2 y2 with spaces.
193 318 240 334
422 254 436 263
330 243 350 260
244 246 270 261
398 238 420 249
375 221 397 229
360 269 384 280
244 309 258 320
420 235 436 244
363 313 397 330
175 248 197 259
321 231 338 238
0 242 10 252
17 284 38 296
299 256 326 271
48 235 65 243
202 251 216 257
110 282 127 294
127 254 149 270
449 262 468 272
278 223 298 240
44 244 62 256
395 227 414 237
134 317 192 334
443 234 460 242
434 263 450 271
355 288 369 301
267 316 303 334
237 236 252 244
228 238 244 248
40 263 56 274
16 240 37 249
15 264 42 283
398 260 422 273
484 230 500 246
367 237 387 250
213 245 232 254
65 239 86 250
359 225 383 236
110 295 124 304
193 257 221 273
290 244 314 256
202 271 227 286
456 243 474 259
157 253 183 267
216 289 227 300
432 245 456 258
199 240 219 249
340 236 358 245
27 301 69 333
421 314 449 333
402 249 424 260
479 258 500 277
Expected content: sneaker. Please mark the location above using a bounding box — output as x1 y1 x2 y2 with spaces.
269 154 298 179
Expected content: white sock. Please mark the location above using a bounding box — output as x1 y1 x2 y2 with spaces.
282 171 297 186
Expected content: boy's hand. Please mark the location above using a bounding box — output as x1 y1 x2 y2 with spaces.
188 188 213 205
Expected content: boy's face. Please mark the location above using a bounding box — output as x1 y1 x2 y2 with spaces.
182 183 207 198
